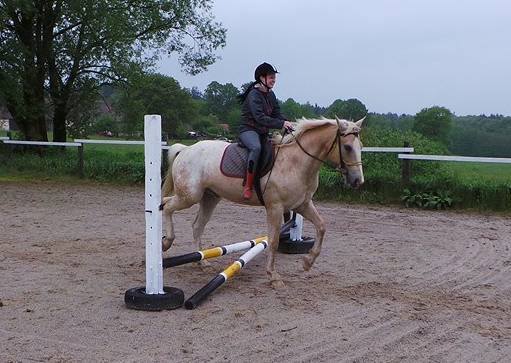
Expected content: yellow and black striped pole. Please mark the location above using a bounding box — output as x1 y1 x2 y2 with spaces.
184 240 268 309
162 236 267 268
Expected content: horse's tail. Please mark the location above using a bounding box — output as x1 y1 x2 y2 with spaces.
161 143 187 198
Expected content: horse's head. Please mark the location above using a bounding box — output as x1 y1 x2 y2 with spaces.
330 116 365 189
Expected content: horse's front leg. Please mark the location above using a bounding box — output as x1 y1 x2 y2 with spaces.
296 200 326 271
266 204 285 289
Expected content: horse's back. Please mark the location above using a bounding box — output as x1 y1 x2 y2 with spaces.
174 139 228 174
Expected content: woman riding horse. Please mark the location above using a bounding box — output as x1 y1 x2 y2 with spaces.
238 62 294 199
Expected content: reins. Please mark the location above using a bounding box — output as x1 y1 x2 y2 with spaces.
291 120 363 172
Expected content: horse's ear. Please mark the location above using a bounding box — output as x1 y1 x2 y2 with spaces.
355 116 366 128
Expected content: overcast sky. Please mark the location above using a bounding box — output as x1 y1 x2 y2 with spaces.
158 0 511 116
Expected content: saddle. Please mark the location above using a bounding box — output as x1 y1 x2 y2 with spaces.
220 139 276 205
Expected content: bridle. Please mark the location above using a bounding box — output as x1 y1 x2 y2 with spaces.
289 119 363 174
261 120 362 201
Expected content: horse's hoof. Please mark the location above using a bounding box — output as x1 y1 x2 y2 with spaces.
162 237 174 251
302 255 313 271
271 279 286 289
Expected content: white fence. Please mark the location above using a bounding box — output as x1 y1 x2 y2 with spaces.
74 139 166 146
3 140 81 147
363 147 414 153
398 154 511 164
2 138 510 182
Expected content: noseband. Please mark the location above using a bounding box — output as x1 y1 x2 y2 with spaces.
290 120 362 173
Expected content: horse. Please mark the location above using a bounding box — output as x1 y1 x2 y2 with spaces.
160 116 365 288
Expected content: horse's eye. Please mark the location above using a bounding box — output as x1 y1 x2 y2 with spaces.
344 144 353 152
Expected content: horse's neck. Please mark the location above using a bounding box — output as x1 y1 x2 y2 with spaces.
287 126 335 177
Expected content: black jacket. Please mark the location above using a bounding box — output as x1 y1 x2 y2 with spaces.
239 87 285 135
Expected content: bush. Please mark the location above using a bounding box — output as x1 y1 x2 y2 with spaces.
314 126 511 211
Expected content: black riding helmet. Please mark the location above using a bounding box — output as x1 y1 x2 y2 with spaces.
254 62 279 81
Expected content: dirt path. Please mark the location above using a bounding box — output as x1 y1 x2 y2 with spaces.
1 181 511 362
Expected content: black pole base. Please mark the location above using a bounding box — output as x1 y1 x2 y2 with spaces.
278 235 315 254
278 212 315 254
124 286 184 311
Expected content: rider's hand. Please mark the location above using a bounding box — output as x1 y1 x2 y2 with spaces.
283 120 294 132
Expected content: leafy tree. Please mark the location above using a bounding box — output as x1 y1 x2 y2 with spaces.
0 0 226 141
326 98 367 120
65 78 101 138
280 98 316 120
92 114 118 136
413 106 453 144
225 107 241 132
191 113 218 134
189 86 204 100
203 81 239 121
115 73 198 139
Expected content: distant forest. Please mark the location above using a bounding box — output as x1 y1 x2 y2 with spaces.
369 112 511 157
2 73 510 158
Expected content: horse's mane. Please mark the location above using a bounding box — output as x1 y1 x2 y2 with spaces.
273 117 355 145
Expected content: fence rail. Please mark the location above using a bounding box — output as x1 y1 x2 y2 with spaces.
0 136 9 141
3 140 81 147
74 139 166 145
362 147 414 153
398 154 511 164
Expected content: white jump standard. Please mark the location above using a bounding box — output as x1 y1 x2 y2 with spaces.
162 236 268 268
124 115 184 311
184 240 269 309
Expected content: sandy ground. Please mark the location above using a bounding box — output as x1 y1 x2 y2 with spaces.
1 181 511 362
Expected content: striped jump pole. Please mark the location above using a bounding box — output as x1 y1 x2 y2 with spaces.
184 240 268 309
162 236 267 268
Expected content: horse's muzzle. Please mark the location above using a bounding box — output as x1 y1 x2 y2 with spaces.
345 172 363 189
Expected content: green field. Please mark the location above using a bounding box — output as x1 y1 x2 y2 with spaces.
447 163 511 183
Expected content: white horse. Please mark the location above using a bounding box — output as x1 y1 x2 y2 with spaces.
161 117 365 288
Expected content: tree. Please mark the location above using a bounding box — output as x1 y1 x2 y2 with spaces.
0 0 226 141
280 98 316 120
115 73 198 139
413 106 453 144
189 86 204 100
326 98 367 120
203 81 240 121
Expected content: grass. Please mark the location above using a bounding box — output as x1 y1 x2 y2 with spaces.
447 163 511 183
1 137 511 212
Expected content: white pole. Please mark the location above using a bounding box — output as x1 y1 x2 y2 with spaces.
290 213 304 241
144 115 164 294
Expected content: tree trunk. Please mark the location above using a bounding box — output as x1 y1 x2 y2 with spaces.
18 66 48 141
52 101 67 142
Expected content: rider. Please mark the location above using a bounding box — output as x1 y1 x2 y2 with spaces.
238 62 294 199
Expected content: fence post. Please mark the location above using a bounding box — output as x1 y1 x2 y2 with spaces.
401 141 412 185
78 144 84 178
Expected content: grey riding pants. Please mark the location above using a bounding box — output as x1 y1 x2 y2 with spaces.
239 130 263 173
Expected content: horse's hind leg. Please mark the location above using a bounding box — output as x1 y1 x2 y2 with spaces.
161 194 197 251
192 190 220 252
